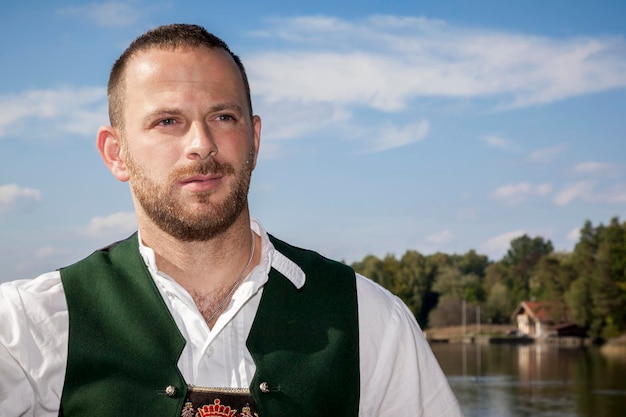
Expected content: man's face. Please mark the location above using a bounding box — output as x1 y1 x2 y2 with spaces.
118 46 261 241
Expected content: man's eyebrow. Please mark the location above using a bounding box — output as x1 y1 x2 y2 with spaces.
142 108 184 124
142 104 245 122
211 103 244 113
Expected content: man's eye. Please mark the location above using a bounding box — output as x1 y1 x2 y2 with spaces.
216 114 235 122
158 118 176 126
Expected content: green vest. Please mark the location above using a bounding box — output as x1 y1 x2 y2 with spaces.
59 233 359 417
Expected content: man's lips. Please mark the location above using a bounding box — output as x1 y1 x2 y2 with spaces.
179 174 224 192
181 173 223 183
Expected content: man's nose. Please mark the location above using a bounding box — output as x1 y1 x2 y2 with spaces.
186 122 217 160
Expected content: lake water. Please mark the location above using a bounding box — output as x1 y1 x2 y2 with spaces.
430 343 626 417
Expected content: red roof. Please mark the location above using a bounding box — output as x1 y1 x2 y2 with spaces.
523 301 554 322
513 301 568 324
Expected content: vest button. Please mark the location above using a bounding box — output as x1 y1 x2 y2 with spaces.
259 382 271 393
165 385 177 397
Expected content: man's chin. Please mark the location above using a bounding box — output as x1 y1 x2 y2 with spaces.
162 210 243 240
159 223 226 242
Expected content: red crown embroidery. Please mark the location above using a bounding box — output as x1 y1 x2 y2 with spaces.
196 399 237 417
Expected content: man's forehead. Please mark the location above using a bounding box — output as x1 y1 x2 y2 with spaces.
122 46 240 87
128 45 233 67
118 44 251 120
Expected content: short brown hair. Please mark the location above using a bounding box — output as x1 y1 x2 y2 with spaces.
107 23 252 129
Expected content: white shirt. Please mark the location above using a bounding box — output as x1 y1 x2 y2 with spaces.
0 219 462 417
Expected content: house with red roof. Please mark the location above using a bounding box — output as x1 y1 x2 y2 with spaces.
511 301 586 339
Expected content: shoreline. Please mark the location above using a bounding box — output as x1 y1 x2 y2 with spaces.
426 325 626 349
424 324 514 343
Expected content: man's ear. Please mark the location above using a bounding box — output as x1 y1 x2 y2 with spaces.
251 115 262 170
97 126 130 182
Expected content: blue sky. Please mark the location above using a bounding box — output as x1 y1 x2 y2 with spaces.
1 0 625 283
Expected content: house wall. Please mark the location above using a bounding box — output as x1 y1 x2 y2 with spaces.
516 313 550 338
517 314 532 335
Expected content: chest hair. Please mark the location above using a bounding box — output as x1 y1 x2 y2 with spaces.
189 285 233 327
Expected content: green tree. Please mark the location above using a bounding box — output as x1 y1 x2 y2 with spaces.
349 216 626 338
483 262 506 292
566 220 600 329
485 282 511 324
394 250 435 326
565 275 593 328
432 265 463 298
565 217 626 340
502 234 554 304
457 249 490 278
529 254 575 321
589 218 626 339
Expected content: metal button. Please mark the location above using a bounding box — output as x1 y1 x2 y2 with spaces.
165 385 177 397
259 382 270 393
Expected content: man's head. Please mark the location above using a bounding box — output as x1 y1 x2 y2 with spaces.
107 23 252 131
97 24 261 241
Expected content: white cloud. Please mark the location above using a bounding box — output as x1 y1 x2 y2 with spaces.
528 144 567 163
566 228 581 241
481 135 522 152
491 182 553 205
480 230 527 260
246 15 626 155
58 1 141 27
535 183 553 196
255 92 428 152
0 184 41 213
0 87 107 139
248 15 626 112
573 161 619 177
553 181 596 206
251 51 414 112
362 120 429 153
427 230 455 244
492 183 530 204
255 99 350 141
552 180 626 206
81 212 137 237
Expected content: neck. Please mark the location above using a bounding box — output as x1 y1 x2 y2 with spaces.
138 211 258 295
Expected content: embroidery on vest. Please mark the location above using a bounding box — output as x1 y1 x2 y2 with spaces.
182 386 259 417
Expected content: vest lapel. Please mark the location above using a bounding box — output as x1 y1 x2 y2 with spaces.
60 234 187 416
246 235 360 417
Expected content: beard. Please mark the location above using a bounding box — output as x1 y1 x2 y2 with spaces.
125 147 255 242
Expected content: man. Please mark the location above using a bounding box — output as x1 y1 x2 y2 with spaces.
0 24 463 416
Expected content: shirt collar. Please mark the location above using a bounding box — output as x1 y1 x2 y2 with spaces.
137 219 306 290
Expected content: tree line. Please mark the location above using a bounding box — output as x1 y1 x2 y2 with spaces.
350 216 626 341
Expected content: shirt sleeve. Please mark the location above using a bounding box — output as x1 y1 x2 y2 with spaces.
0 273 69 417
356 274 463 417
0 336 36 416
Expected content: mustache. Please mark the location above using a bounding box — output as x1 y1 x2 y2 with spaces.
171 158 236 181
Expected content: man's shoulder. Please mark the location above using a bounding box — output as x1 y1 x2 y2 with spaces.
0 271 68 343
0 271 66 322
355 273 407 312
269 234 354 276
0 271 63 298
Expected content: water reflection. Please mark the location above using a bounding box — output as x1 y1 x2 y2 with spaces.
431 343 626 417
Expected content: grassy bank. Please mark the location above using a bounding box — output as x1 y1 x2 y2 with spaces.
424 324 515 342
